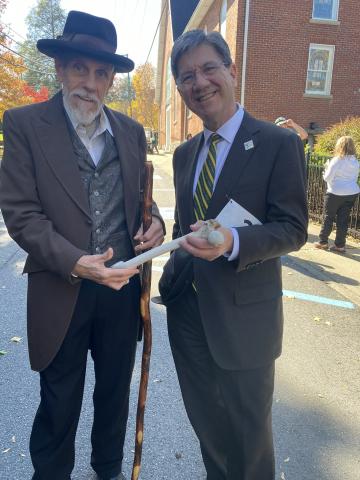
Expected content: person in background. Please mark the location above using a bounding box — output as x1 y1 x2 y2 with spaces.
151 131 159 154
0 11 164 480
275 116 308 141
314 136 359 253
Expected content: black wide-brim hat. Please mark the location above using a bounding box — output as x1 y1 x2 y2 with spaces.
37 10 134 73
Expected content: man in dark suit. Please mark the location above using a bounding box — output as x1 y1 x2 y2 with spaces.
159 30 307 479
0 11 164 480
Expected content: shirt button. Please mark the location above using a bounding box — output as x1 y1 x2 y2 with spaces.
94 191 99 196
95 247 101 253
95 210 100 216
96 228 101 234
94 172 99 178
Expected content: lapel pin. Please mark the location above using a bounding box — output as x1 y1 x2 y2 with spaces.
244 140 254 151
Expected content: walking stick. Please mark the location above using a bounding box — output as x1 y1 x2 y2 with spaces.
131 161 154 480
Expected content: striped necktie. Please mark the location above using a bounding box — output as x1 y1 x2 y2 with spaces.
194 133 222 220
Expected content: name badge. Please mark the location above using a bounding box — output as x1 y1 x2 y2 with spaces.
244 140 254 151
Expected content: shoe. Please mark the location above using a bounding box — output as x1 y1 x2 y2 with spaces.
329 245 346 253
314 242 329 250
97 474 126 480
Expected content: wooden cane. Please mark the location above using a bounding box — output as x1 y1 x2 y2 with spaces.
131 161 154 480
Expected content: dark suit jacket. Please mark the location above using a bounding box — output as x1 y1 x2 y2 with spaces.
160 111 308 370
0 92 163 372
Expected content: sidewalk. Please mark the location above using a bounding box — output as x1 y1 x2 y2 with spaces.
289 222 360 307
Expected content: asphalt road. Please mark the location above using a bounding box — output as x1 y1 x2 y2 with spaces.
0 153 359 480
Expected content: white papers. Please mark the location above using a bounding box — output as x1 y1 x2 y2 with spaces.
216 198 262 228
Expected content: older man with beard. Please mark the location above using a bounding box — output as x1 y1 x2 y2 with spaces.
0 11 164 480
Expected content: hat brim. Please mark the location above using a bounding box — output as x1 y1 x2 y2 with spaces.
37 39 134 73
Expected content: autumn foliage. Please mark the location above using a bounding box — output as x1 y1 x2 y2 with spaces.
130 63 158 130
23 84 49 103
0 0 50 119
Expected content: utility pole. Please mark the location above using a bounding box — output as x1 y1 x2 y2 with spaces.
124 54 133 118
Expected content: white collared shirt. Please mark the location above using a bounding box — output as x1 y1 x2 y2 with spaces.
193 105 245 193
63 100 114 166
193 104 245 261
323 155 360 195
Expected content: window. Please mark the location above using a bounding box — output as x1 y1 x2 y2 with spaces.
312 0 339 21
305 44 335 95
220 0 227 37
166 57 171 106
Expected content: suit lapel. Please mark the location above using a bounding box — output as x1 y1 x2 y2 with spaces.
105 107 140 236
33 92 91 219
178 134 204 231
207 111 260 219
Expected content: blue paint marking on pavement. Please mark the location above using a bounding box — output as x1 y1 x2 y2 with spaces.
283 289 355 309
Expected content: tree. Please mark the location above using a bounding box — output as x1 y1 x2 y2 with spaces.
105 76 134 115
314 117 360 157
0 0 34 119
0 0 8 40
130 63 158 130
19 0 66 95
23 84 49 103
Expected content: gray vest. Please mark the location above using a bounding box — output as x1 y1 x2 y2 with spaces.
68 125 134 265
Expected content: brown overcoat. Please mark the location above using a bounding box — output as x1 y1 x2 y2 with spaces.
0 92 161 372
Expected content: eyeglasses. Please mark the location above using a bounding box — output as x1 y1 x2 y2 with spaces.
176 61 229 88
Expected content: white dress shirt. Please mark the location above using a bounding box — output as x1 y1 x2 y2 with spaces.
193 105 245 260
323 155 360 195
63 100 113 165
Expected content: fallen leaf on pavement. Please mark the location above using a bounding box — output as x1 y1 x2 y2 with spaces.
19 453 26 458
0 350 7 356
325 321 332 326
10 336 22 343
313 316 321 322
280 473 286 480
11 436 16 443
175 452 182 459
318 393 325 398
284 457 290 463
2 448 11 454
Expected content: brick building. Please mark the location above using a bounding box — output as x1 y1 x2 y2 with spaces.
155 0 360 150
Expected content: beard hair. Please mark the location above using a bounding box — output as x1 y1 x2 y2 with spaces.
62 86 102 126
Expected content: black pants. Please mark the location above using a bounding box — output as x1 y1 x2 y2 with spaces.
319 192 358 247
167 287 275 480
30 278 141 480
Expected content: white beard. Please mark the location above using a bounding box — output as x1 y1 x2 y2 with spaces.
62 86 102 126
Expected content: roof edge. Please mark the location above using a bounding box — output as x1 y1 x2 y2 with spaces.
185 0 215 32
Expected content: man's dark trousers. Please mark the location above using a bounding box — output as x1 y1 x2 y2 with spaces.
30 277 141 480
167 286 275 480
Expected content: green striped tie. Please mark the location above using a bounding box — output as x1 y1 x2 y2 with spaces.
194 133 222 220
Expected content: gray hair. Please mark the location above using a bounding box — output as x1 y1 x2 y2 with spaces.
171 29 232 80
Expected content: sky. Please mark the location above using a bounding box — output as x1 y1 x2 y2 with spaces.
2 0 162 68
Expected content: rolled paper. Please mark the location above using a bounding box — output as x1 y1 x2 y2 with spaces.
112 220 225 269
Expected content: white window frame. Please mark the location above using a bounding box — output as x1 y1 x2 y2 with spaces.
312 0 339 21
220 0 227 37
305 44 335 96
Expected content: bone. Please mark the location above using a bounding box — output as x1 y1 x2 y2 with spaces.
112 220 224 269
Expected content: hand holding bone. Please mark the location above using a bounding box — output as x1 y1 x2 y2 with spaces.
113 219 225 269
73 247 139 289
180 221 234 261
